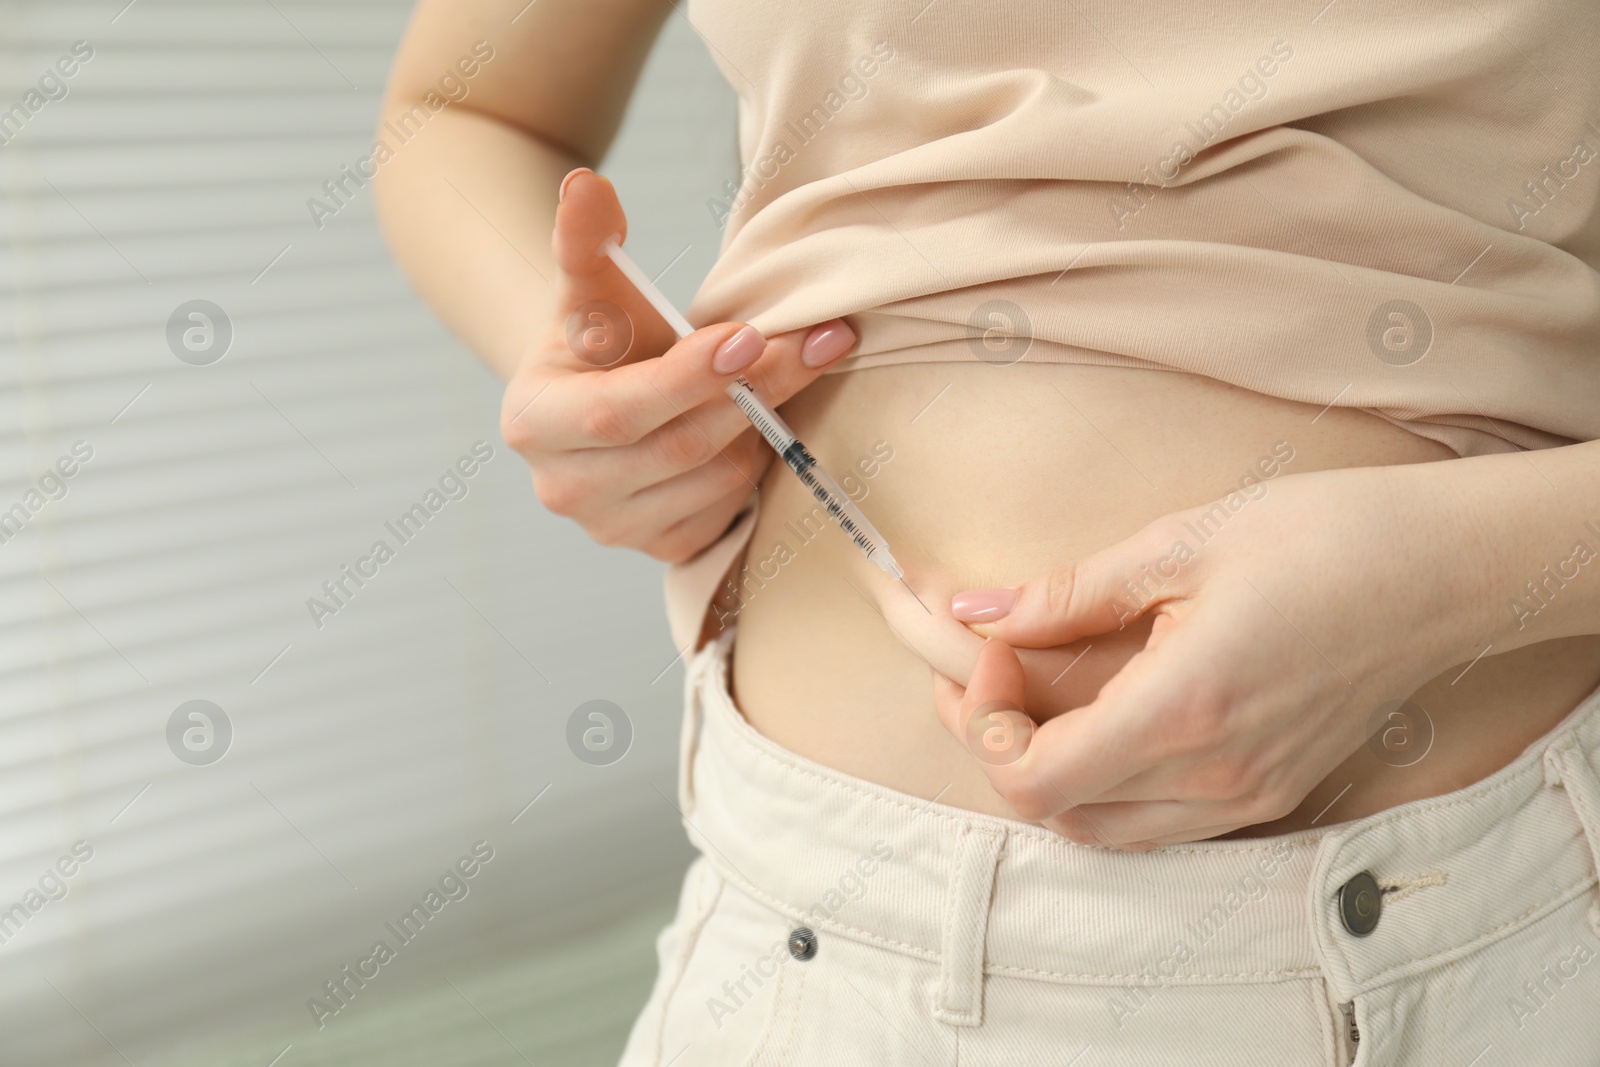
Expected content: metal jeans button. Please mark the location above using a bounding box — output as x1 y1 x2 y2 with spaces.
1338 871 1383 936
787 926 817 961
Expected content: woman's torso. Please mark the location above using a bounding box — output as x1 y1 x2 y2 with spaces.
728 361 1600 835
683 0 1600 834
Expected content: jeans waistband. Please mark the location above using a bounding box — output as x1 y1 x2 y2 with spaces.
678 627 1600 1004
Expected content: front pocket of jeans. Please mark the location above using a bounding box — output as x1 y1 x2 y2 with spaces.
659 880 807 1064
737 946 807 1067
639 858 724 1064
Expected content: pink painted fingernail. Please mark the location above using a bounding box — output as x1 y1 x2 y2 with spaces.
558 166 592 202
713 325 765 374
951 587 1017 622
800 319 856 367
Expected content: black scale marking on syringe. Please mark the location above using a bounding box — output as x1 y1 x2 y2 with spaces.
784 442 881 555
734 391 883 556
731 390 782 443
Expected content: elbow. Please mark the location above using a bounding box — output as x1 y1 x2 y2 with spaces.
367 97 423 239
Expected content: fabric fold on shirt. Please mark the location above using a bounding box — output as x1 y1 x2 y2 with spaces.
664 0 1600 648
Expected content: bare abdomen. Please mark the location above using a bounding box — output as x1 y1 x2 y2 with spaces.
727 360 1600 834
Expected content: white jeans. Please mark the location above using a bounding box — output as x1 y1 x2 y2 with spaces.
618 629 1600 1065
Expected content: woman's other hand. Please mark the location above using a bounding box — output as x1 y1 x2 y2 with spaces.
500 169 856 563
931 462 1495 847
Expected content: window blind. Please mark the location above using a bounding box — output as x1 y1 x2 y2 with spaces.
0 2 735 1062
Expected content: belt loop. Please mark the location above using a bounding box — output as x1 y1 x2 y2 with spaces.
932 822 1005 1027
1543 735 1600 935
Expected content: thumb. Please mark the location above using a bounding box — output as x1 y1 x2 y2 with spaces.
932 636 1026 739
549 168 679 369
552 167 627 278
951 524 1192 648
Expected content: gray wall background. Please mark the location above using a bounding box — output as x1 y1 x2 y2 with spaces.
0 2 736 1063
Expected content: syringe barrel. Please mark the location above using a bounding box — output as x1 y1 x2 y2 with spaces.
727 380 902 575
796 457 894 561
725 378 797 454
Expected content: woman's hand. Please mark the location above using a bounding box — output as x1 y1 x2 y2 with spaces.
500 169 856 562
929 461 1497 847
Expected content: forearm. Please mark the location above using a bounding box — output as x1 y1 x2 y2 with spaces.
1431 436 1600 654
372 105 571 380
372 0 670 381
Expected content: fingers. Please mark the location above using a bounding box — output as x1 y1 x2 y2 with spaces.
524 321 761 452
945 637 1191 829
933 638 1071 815
596 421 772 511
527 167 859 465
547 168 683 374
855 558 989 689
929 639 1147 838
503 319 753 457
552 168 627 280
580 430 771 546
930 668 965 737
519 316 855 455
948 518 1192 648
643 484 759 565
966 637 1029 725
932 610 1284 848
509 168 872 576
505 169 860 564
548 169 673 371
931 636 1027 739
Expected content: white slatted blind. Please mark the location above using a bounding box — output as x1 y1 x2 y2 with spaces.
0 3 736 1063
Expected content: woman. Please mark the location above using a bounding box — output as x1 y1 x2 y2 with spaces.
376 1 1600 1062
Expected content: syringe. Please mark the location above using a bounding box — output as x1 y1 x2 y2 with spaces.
600 236 909 585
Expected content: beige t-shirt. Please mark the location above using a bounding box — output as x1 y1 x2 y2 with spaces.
663 0 1600 650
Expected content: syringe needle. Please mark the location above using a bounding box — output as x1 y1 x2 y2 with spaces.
899 575 930 614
